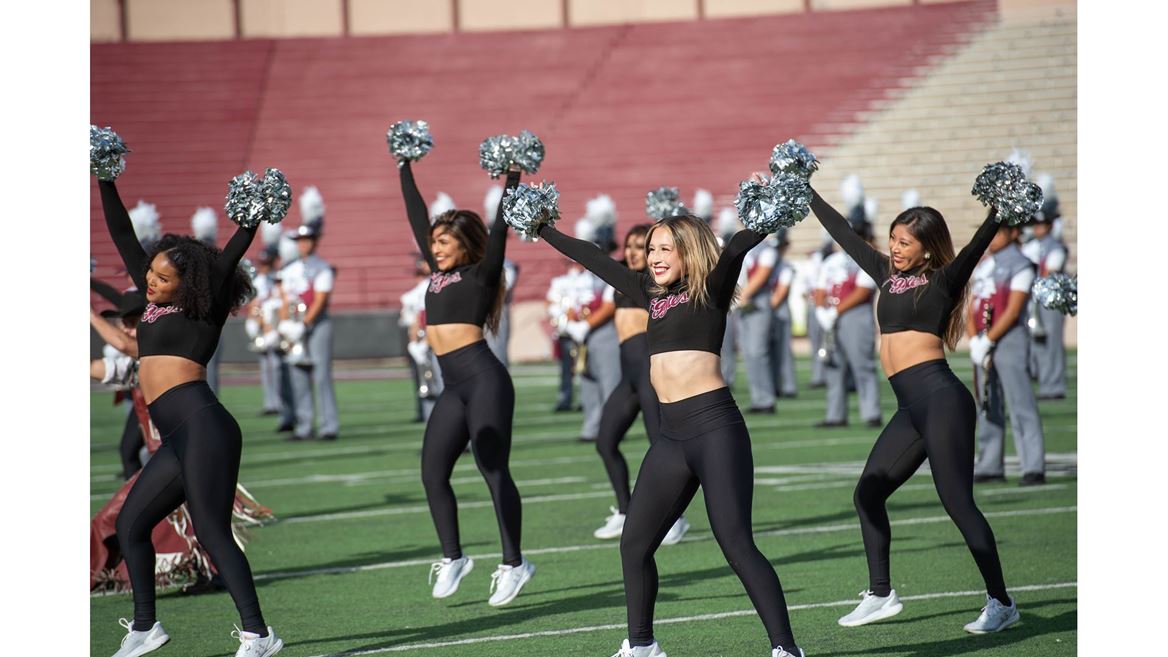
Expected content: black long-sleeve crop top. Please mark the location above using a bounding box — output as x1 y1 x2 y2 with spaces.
539 224 764 355
99 180 257 365
810 189 999 338
399 162 521 328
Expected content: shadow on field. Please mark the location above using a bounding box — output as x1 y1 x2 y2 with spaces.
252 541 492 585
277 492 422 521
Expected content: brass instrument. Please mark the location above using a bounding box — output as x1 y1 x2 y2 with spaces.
415 329 437 400
1026 295 1047 344
281 301 312 367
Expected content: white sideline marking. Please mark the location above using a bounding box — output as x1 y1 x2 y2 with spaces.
305 581 1077 657
255 505 1075 582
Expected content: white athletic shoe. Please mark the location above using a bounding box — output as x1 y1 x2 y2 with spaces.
488 558 535 606
232 625 284 657
611 638 667 657
837 589 904 627
429 556 474 598
111 619 169 657
660 516 690 546
594 507 627 539
963 595 1019 633
772 646 805 657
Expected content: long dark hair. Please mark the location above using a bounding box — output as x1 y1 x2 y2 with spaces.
146 234 254 321
888 207 965 350
430 209 505 333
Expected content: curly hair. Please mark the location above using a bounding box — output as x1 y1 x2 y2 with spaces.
146 234 255 321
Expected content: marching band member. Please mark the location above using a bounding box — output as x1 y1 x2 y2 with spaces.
571 203 623 444
191 207 223 394
768 229 798 398
736 228 780 413
547 262 582 412
1021 174 1069 399
400 255 443 423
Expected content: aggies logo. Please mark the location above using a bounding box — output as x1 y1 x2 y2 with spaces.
650 291 689 319
428 271 462 294
885 273 929 295
141 303 182 323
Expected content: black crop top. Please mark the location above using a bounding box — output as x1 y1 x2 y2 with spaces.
810 189 999 338
99 180 257 365
400 163 521 328
613 285 642 310
539 225 764 355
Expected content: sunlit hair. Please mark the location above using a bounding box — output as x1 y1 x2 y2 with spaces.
645 214 724 308
430 209 505 333
146 234 254 321
888 207 965 351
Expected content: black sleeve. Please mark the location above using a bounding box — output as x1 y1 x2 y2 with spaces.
90 278 123 305
939 208 1000 295
810 188 889 284
476 170 522 285
212 224 259 294
399 161 438 271
538 225 650 308
98 180 149 291
708 229 766 309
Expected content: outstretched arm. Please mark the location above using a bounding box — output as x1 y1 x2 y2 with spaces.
538 225 649 307
97 180 149 291
941 208 1000 295
477 169 522 284
709 229 766 309
810 188 888 283
212 224 259 292
399 162 438 270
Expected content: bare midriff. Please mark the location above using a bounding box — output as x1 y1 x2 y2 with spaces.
879 330 947 377
614 307 649 343
427 323 486 356
139 356 208 404
649 350 726 403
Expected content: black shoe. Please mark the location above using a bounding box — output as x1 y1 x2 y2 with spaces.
275 421 294 433
973 473 1007 484
865 418 884 428
553 403 573 413
578 435 597 443
815 419 849 428
1019 472 1046 486
780 392 798 399
320 433 338 442
747 406 775 415
285 433 311 442
1037 393 1066 400
260 409 280 417
810 382 826 389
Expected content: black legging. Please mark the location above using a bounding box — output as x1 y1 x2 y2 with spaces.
116 381 266 634
422 340 523 566
854 359 1009 604
119 407 144 480
620 387 797 651
596 333 660 514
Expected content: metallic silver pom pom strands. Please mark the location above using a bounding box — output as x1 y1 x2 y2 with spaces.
971 161 1043 226
502 181 560 242
225 168 292 229
480 130 545 178
386 120 434 167
1032 273 1077 316
769 139 819 179
645 187 687 220
90 125 130 181
736 139 817 234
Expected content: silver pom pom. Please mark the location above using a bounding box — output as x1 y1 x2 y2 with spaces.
386 120 434 166
502 181 560 241
260 168 292 224
971 162 1043 226
645 187 687 220
735 173 812 234
1032 273 1077 316
479 130 545 178
90 125 130 181
769 139 819 179
512 130 545 174
226 172 265 228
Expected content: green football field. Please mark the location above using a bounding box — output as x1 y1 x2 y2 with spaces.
89 352 1076 657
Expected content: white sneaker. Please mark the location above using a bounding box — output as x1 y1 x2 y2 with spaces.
963 594 1019 633
232 625 283 657
837 589 904 627
772 647 805 657
660 516 690 546
594 507 627 539
111 619 169 657
611 638 667 657
429 556 474 598
488 558 535 606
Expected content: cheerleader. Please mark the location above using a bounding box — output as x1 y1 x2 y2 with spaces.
767 230 798 398
538 213 803 657
92 277 147 479
807 179 1018 633
96 170 282 655
396 159 535 606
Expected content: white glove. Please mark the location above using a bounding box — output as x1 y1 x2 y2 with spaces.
244 317 261 339
969 334 995 367
278 319 306 343
815 306 839 331
261 330 280 350
565 320 590 344
101 353 135 388
406 340 431 366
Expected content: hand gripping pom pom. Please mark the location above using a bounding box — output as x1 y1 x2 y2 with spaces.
645 187 686 220
90 125 130 181
1032 273 1077 316
769 139 819 179
502 181 560 242
971 162 1043 226
260 168 292 225
387 120 434 167
735 173 813 234
480 130 545 178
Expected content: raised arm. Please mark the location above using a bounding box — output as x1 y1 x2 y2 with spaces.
539 225 649 307
810 188 888 283
940 208 999 295
476 169 522 284
709 229 766 309
97 180 149 291
211 223 259 292
399 162 438 270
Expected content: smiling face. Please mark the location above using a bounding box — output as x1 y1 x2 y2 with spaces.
624 233 647 271
646 227 683 286
430 226 468 272
145 252 181 303
888 224 927 272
